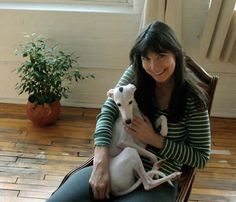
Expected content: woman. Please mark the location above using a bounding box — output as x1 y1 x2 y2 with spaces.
47 21 211 202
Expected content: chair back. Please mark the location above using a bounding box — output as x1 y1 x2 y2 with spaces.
176 56 218 202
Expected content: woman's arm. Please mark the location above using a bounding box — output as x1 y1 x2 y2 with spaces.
159 100 211 169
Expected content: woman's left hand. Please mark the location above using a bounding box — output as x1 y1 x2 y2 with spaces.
125 115 164 148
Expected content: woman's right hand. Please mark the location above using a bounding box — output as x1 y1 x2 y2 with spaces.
89 146 110 200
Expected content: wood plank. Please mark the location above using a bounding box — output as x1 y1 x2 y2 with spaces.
0 182 56 193
19 190 50 199
0 176 17 183
44 174 64 181
0 156 17 162
0 190 20 202
193 177 236 190
0 197 46 202
196 171 236 180
191 188 236 201
17 178 60 187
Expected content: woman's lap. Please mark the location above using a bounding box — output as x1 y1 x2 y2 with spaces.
47 166 178 202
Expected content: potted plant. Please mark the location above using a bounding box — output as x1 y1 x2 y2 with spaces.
15 33 95 126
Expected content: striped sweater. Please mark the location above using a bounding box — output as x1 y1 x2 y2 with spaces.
94 66 211 175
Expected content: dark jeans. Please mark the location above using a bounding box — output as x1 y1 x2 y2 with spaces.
47 166 178 202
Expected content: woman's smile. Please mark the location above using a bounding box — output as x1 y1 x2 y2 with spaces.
153 69 166 76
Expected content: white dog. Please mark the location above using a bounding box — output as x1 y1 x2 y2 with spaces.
107 84 181 196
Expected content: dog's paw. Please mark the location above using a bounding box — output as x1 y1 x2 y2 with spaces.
160 126 168 137
156 115 168 136
172 172 182 180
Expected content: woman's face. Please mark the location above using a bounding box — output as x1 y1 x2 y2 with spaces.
141 51 176 84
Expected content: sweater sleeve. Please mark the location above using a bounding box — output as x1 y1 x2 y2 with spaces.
158 98 211 169
94 65 136 146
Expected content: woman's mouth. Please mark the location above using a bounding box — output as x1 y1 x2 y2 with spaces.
154 69 165 76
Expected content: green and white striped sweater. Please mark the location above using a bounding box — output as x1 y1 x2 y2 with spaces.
94 66 211 175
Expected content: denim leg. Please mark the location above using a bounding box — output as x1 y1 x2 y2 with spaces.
112 181 178 202
47 166 178 202
46 166 94 202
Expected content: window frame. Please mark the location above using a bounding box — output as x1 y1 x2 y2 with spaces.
0 0 132 4
0 0 139 14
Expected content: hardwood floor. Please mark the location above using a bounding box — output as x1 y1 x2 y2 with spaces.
190 117 236 202
0 103 235 202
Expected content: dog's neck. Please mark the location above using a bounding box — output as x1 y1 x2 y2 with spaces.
132 99 143 119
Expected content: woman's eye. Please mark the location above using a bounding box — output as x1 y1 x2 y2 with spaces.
141 56 149 61
157 54 165 58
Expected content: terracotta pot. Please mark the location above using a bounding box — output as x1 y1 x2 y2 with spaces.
26 99 61 126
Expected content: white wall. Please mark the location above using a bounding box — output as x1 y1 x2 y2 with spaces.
0 0 235 118
197 59 236 118
0 2 142 108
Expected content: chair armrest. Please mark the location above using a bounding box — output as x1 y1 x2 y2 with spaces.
52 154 94 195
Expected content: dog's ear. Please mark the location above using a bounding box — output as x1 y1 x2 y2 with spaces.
107 89 114 98
127 84 136 92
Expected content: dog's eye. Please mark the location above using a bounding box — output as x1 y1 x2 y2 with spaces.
117 103 121 107
128 101 133 105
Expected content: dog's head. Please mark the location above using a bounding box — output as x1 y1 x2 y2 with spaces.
107 84 136 124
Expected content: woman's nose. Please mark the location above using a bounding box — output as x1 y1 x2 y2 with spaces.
150 58 159 70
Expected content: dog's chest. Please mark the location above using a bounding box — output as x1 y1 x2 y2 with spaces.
110 115 145 157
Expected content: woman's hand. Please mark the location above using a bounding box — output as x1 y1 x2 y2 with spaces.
125 115 164 149
89 146 110 200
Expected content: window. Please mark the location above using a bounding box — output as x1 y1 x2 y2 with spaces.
0 0 137 13
200 0 236 64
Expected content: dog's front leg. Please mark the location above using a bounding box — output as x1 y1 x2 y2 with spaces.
118 141 158 165
110 147 153 196
118 142 166 179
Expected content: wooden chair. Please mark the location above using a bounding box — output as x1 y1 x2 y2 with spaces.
176 56 218 201
53 56 218 202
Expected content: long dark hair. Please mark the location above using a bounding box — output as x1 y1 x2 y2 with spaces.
129 21 208 123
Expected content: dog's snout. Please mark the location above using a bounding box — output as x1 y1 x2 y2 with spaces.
125 119 132 125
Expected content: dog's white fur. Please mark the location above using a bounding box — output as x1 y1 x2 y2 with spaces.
107 84 181 196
